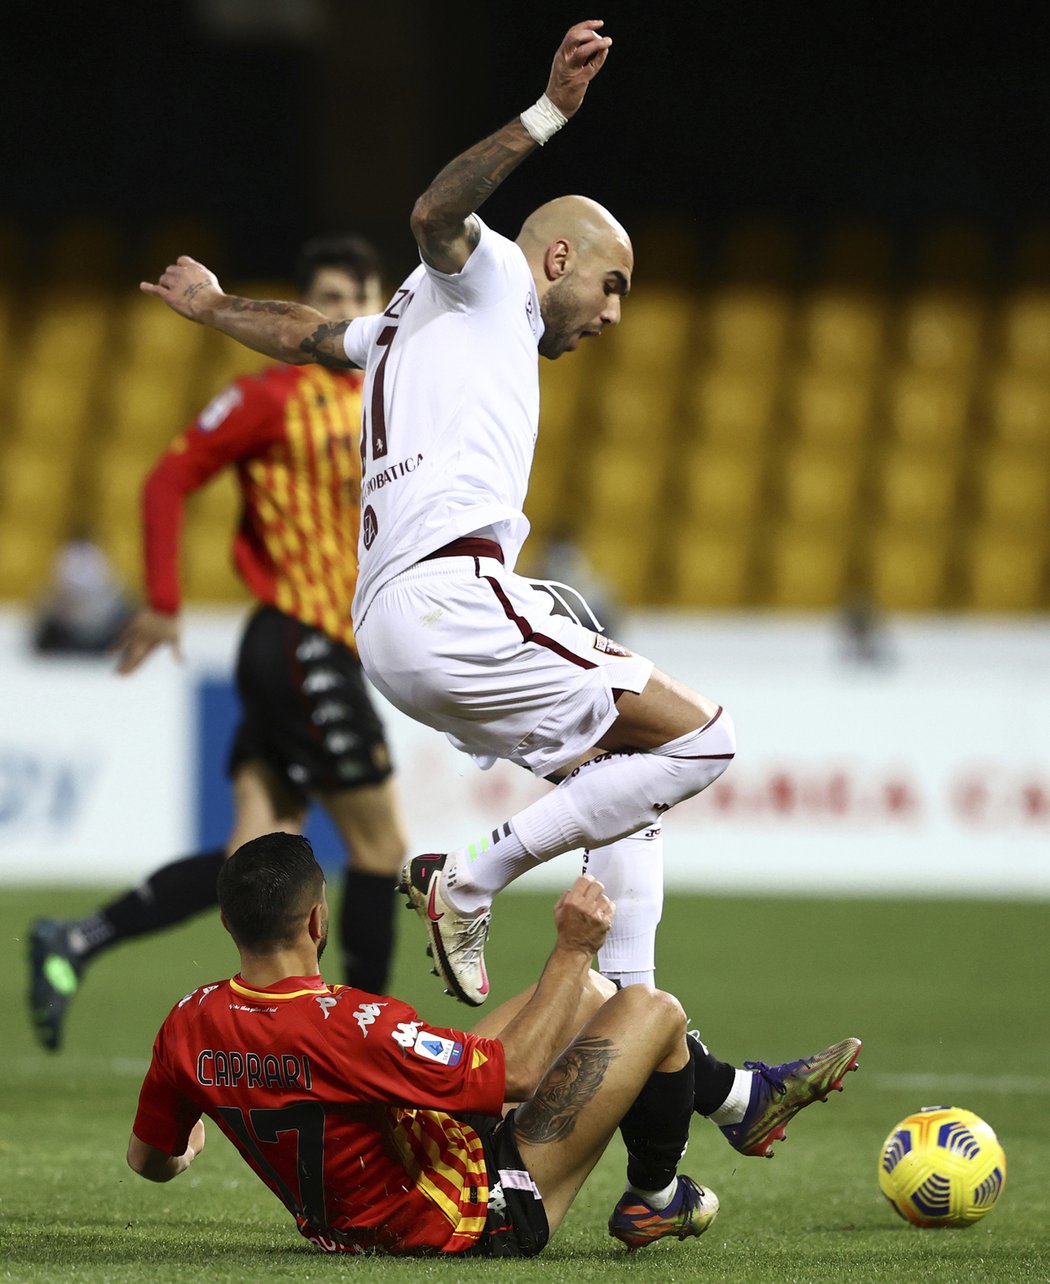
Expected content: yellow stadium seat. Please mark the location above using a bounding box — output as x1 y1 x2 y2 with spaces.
788 368 875 446
197 334 272 402
997 291 1050 373
964 529 1047 611
86 447 152 542
576 526 655 607
985 369 1050 449
976 447 1050 531
98 525 145 596
539 344 597 442
779 447 863 526
705 287 790 370
671 524 754 607
679 445 766 526
9 362 95 447
1012 223 1050 284
0 441 78 537
596 365 680 446
104 368 197 449
885 369 972 449
0 521 64 601
119 291 209 372
24 289 115 368
797 290 887 373
689 367 778 446
0 218 27 282
44 218 122 285
629 216 702 283
611 286 696 372
582 443 667 523
875 447 960 528
721 221 796 284
867 528 952 610
766 524 852 608
818 224 895 286
916 223 991 288
897 290 984 373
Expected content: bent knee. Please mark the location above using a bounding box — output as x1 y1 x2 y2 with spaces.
612 983 686 1035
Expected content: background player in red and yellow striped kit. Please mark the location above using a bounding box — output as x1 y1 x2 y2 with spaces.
28 237 409 1050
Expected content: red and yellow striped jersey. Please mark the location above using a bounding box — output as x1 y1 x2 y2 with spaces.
133 974 506 1255
143 364 363 648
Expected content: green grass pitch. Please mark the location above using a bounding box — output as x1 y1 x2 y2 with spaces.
2 886 1049 1283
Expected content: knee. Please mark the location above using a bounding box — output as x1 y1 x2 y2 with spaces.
655 707 736 799
612 984 687 1042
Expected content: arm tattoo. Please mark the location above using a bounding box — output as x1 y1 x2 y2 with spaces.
424 128 534 223
513 1037 617 1146
227 297 299 316
298 319 353 369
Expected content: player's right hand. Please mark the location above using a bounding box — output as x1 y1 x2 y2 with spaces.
553 873 615 956
140 255 223 321
113 607 184 676
545 19 612 118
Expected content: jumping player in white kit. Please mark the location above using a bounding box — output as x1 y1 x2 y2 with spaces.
142 19 861 1163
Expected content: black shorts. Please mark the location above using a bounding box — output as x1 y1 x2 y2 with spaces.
228 606 394 804
460 1110 549 1258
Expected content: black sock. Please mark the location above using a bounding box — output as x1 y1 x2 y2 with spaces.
340 869 398 994
619 1057 694 1193
71 850 225 966
687 1030 737 1115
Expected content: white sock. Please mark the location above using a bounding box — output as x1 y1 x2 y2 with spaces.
582 823 663 986
440 825 539 915
443 713 733 912
627 1177 678 1209
512 714 734 862
708 1068 755 1125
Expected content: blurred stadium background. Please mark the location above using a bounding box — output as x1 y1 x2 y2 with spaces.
0 1 1047 890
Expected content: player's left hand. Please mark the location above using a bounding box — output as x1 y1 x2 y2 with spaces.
140 255 224 322
544 19 612 118
553 873 615 956
112 607 184 676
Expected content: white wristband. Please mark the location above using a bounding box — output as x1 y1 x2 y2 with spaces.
520 94 568 145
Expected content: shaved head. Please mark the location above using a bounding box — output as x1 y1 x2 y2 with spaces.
518 195 631 260
516 196 633 358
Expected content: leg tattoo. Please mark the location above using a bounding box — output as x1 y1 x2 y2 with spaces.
514 1037 618 1145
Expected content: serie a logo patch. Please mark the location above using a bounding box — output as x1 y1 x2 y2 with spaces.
412 1031 463 1066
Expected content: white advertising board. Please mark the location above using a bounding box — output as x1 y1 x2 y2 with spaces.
1 608 1046 896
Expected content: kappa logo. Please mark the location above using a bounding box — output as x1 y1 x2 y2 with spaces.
316 996 340 1021
351 1000 385 1033
391 1020 424 1050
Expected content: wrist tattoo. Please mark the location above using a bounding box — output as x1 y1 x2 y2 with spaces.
513 1036 617 1145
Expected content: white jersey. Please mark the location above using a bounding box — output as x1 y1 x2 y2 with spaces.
343 217 543 624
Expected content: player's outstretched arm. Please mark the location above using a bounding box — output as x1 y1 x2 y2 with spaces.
411 18 613 274
497 874 614 1100
140 257 357 369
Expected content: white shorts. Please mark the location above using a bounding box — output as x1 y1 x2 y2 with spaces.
356 553 654 778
